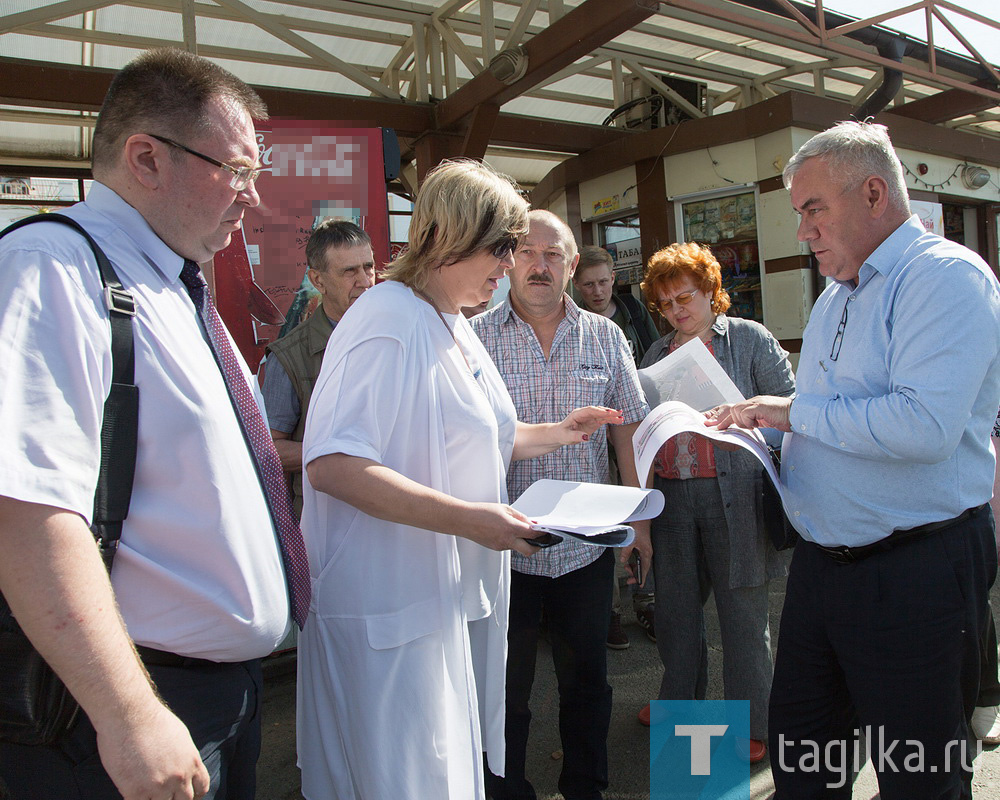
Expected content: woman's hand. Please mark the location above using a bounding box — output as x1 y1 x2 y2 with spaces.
462 502 547 557
513 407 624 461
309 454 542 555
555 406 624 446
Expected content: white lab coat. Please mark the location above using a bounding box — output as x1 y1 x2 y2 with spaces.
297 281 516 799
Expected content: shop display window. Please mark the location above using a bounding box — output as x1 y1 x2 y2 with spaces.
679 190 763 322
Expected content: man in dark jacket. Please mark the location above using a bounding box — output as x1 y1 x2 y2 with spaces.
573 245 659 364
261 220 374 514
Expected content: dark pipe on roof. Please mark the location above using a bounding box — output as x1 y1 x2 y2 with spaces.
854 35 907 120
729 0 998 86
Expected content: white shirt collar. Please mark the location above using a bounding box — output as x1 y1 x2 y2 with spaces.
85 181 188 283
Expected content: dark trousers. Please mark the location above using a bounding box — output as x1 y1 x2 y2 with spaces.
769 506 996 800
0 657 263 800
979 603 1000 706
486 549 614 800
651 476 773 739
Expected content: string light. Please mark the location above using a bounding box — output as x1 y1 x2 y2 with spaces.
900 160 961 191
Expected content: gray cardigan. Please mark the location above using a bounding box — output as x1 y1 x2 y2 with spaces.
640 315 796 588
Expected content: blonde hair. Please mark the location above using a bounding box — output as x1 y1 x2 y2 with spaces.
641 241 731 315
382 159 528 291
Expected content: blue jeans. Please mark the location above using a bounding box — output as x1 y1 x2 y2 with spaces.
0 658 263 800
486 549 614 800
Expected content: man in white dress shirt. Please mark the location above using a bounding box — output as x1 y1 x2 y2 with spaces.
0 49 297 800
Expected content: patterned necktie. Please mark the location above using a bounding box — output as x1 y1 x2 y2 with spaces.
180 260 310 628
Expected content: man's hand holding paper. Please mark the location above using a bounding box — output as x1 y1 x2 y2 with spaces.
707 395 793 433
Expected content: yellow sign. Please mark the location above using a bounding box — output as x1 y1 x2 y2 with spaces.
592 195 621 216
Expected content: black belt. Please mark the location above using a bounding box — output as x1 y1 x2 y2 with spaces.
135 645 227 670
812 504 986 565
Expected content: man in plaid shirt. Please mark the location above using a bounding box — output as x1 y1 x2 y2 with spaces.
472 210 651 800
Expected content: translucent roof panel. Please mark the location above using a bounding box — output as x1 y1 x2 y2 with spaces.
1 0 997 187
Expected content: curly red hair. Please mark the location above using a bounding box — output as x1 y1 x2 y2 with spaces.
640 241 731 316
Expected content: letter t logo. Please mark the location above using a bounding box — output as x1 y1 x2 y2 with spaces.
674 724 729 775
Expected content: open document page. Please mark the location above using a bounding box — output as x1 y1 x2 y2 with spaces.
511 479 665 548
637 336 744 411
632 401 784 501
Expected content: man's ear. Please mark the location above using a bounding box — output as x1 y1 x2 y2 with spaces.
568 252 580 281
123 134 167 190
863 175 891 218
307 268 324 294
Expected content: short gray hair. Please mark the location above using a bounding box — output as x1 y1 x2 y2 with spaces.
784 121 910 214
306 220 371 272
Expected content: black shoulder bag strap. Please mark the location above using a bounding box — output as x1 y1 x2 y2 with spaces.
0 214 138 571
618 291 655 353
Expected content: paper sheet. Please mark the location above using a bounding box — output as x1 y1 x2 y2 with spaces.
511 479 664 546
637 337 744 411
631 401 783 499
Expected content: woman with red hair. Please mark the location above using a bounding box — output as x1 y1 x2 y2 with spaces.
637 241 795 762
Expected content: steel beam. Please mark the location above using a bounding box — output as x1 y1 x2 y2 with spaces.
0 56 626 156
433 0 660 131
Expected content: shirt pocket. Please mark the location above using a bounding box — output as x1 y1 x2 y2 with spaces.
568 367 611 406
364 597 442 650
502 371 532 412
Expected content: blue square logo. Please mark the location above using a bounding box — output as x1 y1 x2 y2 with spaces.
650 700 756 799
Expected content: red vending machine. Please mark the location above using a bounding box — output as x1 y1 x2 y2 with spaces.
212 121 393 371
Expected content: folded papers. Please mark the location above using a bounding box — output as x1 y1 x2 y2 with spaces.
512 479 664 548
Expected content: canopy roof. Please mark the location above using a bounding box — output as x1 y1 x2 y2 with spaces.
2 0 998 189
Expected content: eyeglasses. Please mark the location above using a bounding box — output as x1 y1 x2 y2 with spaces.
489 233 519 260
149 134 262 191
830 297 849 362
656 290 699 314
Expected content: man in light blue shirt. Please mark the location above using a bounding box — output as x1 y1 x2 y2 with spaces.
714 121 999 799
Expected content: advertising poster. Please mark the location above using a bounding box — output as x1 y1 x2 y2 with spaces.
910 199 944 237
605 236 644 285
213 121 390 370
680 191 762 321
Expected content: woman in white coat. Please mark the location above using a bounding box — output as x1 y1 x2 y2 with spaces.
296 159 622 800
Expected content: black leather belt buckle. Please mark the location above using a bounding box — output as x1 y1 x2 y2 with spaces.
824 546 856 565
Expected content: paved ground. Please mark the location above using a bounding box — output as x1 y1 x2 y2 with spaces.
256 566 1000 799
